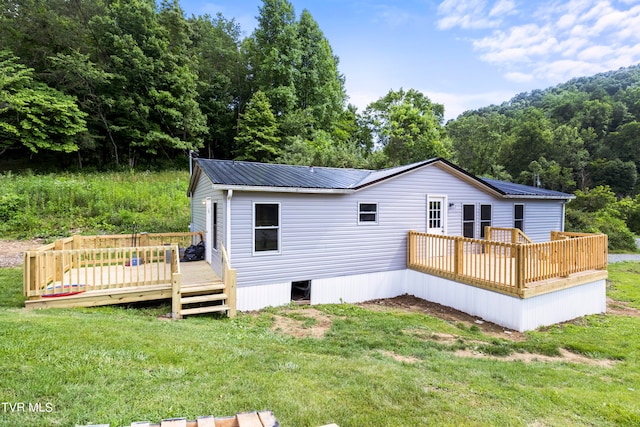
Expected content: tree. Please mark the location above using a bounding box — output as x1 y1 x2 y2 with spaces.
0 51 87 155
188 13 243 159
244 0 300 118
88 0 207 166
588 158 637 196
234 91 281 161
295 9 346 132
503 108 553 177
446 111 510 177
363 88 448 166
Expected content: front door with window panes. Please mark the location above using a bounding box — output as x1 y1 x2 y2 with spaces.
427 196 446 235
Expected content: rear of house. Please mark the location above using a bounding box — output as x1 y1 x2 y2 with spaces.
188 158 585 321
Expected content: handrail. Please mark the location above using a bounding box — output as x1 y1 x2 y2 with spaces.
408 230 607 297
24 245 180 297
220 243 237 317
484 226 533 244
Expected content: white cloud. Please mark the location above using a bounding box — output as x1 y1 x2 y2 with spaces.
489 0 516 17
440 0 640 85
424 90 516 121
436 0 506 30
505 71 534 82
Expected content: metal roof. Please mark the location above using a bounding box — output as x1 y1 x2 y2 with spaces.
192 158 574 200
480 178 574 199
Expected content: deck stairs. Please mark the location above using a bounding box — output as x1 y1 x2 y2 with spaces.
178 279 230 317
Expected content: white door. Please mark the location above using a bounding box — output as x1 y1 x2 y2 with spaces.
205 199 212 264
427 195 447 235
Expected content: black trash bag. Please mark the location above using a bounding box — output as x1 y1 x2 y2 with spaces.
181 241 205 262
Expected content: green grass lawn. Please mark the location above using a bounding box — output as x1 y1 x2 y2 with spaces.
1 264 639 426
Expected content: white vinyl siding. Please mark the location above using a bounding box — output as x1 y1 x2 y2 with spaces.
190 171 225 277
195 163 566 288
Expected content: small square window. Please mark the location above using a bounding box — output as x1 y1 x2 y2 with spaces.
359 203 378 224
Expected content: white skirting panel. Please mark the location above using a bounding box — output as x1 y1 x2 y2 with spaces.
311 270 407 305
404 270 606 332
236 282 291 311
235 269 606 332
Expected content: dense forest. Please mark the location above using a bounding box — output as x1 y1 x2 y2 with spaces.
3 0 640 247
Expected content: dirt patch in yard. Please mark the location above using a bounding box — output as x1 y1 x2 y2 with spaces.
0 239 44 268
606 297 640 317
455 348 617 367
359 294 527 341
271 308 333 339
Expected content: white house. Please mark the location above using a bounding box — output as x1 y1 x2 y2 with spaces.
187 157 607 331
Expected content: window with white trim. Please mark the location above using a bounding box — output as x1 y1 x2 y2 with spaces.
254 203 280 253
358 202 378 224
480 204 492 238
463 204 475 238
514 204 524 231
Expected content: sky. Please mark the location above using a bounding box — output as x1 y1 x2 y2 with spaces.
178 0 640 121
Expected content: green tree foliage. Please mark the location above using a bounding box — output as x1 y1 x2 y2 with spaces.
364 88 448 166
87 0 206 167
446 111 511 177
566 186 637 251
234 91 281 161
0 51 87 155
244 0 300 119
188 14 243 159
295 10 346 132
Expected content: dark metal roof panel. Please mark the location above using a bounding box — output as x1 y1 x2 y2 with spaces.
194 158 574 200
196 159 371 189
480 177 573 199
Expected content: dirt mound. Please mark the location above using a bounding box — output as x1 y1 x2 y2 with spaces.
359 294 526 341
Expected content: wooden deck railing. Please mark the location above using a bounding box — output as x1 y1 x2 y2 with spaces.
407 230 607 297
23 232 202 298
221 243 237 317
485 226 533 244
24 245 180 297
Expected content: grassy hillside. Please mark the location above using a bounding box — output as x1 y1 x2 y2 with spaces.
0 264 638 426
0 170 191 239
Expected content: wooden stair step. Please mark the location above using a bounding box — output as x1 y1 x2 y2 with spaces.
180 293 227 305
180 304 229 316
181 283 225 294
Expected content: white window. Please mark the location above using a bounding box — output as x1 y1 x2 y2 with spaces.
514 204 524 231
480 204 492 238
463 204 475 238
254 203 280 254
358 202 378 224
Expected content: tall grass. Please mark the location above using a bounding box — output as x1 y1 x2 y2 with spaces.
0 170 191 239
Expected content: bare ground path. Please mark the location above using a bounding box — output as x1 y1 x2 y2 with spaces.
0 239 44 268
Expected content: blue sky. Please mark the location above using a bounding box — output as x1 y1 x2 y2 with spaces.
178 0 640 121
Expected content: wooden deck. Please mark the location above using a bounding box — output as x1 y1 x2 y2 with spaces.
23 232 237 317
408 229 608 298
25 261 222 309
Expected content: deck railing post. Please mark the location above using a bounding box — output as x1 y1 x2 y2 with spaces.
485 226 492 241
227 268 237 318
171 272 182 319
454 238 463 277
515 244 525 294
